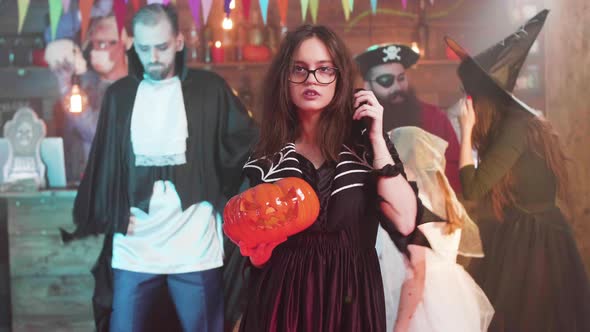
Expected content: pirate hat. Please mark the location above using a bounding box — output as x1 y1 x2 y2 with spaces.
355 43 420 77
445 9 549 116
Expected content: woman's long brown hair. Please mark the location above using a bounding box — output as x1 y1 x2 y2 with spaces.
435 171 463 234
252 25 358 161
471 94 569 220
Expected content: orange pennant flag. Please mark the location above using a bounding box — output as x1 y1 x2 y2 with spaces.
79 0 94 42
278 0 288 26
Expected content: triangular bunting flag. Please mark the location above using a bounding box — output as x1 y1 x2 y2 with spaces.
17 0 31 33
79 0 94 41
371 0 377 14
131 0 141 11
259 0 269 25
62 0 71 13
113 0 127 36
342 0 350 21
341 0 350 20
300 0 309 22
188 0 201 29
310 0 318 23
201 0 213 25
242 0 252 20
278 0 288 26
48 0 63 40
224 0 231 14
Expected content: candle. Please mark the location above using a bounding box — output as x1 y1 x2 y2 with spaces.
212 41 225 63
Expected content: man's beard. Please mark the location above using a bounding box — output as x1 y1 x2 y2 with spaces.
145 62 174 80
378 87 422 132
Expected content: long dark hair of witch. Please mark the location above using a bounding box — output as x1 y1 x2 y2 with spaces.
471 90 569 220
252 24 358 162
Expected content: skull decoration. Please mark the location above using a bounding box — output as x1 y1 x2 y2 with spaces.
223 177 320 264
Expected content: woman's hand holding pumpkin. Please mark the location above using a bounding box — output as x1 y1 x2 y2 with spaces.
240 240 285 268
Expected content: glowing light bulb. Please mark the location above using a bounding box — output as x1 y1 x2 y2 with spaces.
229 0 236 10
222 17 233 30
411 41 420 55
215 40 222 48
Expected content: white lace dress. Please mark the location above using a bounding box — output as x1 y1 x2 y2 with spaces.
405 223 494 332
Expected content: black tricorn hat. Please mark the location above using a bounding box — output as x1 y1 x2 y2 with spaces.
445 9 549 116
355 43 420 77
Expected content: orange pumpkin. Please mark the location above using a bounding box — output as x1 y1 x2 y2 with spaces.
223 177 320 259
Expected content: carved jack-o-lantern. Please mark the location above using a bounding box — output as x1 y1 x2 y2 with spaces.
223 177 320 264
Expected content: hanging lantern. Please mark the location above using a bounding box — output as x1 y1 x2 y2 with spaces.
64 76 88 113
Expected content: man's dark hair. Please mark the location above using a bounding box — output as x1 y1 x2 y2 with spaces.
132 4 179 35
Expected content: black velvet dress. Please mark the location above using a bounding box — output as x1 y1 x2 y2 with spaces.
461 114 590 331
235 138 420 332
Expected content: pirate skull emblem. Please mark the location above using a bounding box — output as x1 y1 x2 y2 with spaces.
382 45 402 62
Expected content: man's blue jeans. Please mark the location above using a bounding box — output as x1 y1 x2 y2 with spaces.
110 267 223 332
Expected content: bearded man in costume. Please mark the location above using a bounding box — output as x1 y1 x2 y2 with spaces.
355 44 461 193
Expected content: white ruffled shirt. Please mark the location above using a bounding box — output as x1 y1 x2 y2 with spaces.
112 181 224 274
130 75 188 166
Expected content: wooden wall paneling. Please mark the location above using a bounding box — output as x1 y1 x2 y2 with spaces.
544 0 590 273
1 192 101 331
0 199 11 332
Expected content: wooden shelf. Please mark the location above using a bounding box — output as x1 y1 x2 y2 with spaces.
0 66 51 74
187 61 270 70
417 59 459 66
187 59 457 70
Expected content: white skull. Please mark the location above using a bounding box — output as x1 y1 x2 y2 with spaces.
382 46 401 63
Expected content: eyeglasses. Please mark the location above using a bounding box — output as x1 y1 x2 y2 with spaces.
90 40 119 50
370 73 406 88
289 65 339 84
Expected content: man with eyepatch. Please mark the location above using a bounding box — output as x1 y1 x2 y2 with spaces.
355 43 461 193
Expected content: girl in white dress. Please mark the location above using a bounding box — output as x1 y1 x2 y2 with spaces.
379 126 494 332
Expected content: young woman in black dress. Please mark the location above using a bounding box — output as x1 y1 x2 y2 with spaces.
236 24 420 332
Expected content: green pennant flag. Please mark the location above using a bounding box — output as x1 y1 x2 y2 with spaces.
48 0 63 40
301 0 309 22
341 0 350 20
310 0 318 23
17 0 31 33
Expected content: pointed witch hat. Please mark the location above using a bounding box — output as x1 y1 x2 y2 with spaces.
445 9 549 116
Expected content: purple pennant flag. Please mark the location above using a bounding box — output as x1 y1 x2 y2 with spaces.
62 0 71 12
202 0 213 25
401 0 407 9
224 0 231 15
188 0 201 29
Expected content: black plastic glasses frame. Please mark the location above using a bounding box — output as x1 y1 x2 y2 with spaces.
288 66 339 84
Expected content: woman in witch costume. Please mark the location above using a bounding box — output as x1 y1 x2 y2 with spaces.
232 24 420 332
448 9 590 331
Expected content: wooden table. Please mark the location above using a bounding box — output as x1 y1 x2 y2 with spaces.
0 190 102 332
